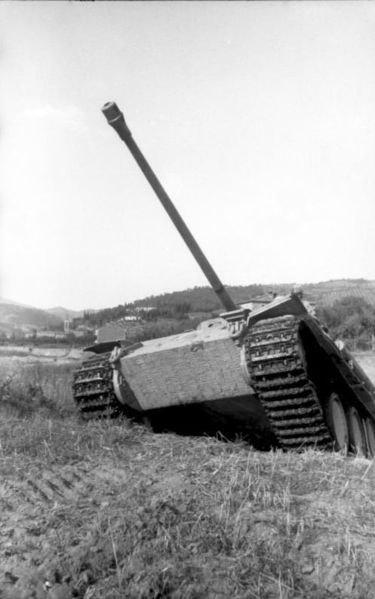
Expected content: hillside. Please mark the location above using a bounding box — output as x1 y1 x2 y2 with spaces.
130 284 267 313
126 279 375 312
78 279 375 330
1 357 375 598
0 302 63 332
303 279 375 306
2 279 375 341
47 306 85 320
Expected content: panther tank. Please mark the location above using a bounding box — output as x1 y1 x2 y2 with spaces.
73 102 375 456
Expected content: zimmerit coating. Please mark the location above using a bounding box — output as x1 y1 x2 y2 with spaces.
120 337 252 411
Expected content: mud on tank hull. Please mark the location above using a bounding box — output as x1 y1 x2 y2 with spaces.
73 295 375 456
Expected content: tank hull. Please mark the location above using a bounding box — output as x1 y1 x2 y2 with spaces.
117 321 251 410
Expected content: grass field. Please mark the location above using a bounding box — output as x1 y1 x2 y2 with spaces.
1 353 375 598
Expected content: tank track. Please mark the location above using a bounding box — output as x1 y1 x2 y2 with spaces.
72 352 122 419
245 315 333 450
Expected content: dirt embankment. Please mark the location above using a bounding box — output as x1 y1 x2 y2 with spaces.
1 352 375 598
1 417 375 599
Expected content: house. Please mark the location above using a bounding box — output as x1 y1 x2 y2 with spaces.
36 330 57 339
134 306 156 313
96 322 128 343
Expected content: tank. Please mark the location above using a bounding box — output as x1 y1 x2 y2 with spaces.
73 102 375 456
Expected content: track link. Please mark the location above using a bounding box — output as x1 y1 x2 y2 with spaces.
73 353 122 419
245 315 333 450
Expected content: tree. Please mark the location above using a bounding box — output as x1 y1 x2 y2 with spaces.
317 296 375 350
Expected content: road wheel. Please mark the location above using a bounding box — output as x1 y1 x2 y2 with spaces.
326 392 348 453
347 407 367 456
364 417 375 458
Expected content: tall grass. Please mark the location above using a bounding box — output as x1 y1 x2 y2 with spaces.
0 359 77 418
0 358 144 467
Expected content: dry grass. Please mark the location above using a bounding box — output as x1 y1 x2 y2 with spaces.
0 358 77 418
1 355 375 598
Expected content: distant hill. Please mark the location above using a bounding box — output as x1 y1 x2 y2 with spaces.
0 301 63 332
2 279 375 336
129 284 267 313
47 307 84 320
0 297 31 308
129 279 375 311
75 279 375 333
301 280 375 307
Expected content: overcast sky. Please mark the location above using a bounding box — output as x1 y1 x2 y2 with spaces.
1 2 375 310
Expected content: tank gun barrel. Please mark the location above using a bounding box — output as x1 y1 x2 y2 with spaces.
101 101 236 312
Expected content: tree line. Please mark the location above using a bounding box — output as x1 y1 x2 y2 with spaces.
316 296 375 351
76 285 266 328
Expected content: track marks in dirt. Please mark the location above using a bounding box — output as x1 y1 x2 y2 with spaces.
0 462 129 509
0 464 87 507
0 460 130 597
